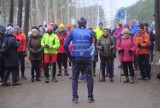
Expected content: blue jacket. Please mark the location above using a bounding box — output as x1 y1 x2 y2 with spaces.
130 25 138 36
64 28 93 58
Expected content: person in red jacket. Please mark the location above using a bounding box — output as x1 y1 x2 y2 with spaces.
117 28 137 84
14 26 27 80
56 24 69 76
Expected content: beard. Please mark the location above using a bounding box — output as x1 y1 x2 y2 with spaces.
48 31 52 35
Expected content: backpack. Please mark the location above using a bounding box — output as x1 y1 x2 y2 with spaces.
0 37 9 56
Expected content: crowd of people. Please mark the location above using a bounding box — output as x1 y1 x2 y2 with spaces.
0 17 156 103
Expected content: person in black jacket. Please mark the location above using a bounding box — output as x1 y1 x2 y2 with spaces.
149 29 155 64
28 29 43 82
2 26 21 86
0 25 6 82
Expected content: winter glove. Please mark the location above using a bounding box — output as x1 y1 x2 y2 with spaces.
23 51 27 57
100 46 104 52
90 44 95 56
69 56 75 62
128 50 133 55
44 44 49 49
118 48 124 54
16 41 20 48
109 46 114 51
137 43 142 48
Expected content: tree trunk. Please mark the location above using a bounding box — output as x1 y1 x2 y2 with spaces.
17 0 23 27
9 0 14 24
155 0 160 51
24 0 30 40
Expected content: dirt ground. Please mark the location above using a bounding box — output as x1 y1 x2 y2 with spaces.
0 51 160 108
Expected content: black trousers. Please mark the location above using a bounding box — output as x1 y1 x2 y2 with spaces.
0 59 5 80
45 62 56 79
18 52 25 77
3 66 18 83
134 54 139 68
122 62 134 77
92 61 96 75
57 53 67 70
138 54 151 78
31 60 40 79
100 56 113 79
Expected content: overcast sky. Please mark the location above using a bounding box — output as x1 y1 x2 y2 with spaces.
118 0 140 8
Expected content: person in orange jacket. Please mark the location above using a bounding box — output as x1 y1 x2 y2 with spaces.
134 23 151 80
14 26 27 80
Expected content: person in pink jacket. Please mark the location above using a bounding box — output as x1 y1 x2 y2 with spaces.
113 23 123 39
116 28 137 84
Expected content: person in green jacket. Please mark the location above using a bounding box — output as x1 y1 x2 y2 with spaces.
94 22 103 39
41 26 60 83
96 28 115 82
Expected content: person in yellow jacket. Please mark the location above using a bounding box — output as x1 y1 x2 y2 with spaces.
94 22 103 39
41 26 60 83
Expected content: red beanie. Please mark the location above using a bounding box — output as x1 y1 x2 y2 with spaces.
48 26 53 31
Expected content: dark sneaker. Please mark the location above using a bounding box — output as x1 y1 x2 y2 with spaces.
45 78 50 83
52 78 58 82
144 77 151 80
72 98 79 104
36 78 41 81
65 72 69 76
57 72 62 76
121 74 125 76
2 82 11 86
88 97 95 103
31 78 34 82
110 78 114 82
106 74 108 77
12 82 21 86
100 78 106 82
138 77 145 80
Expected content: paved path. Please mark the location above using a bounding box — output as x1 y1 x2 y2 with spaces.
0 52 160 108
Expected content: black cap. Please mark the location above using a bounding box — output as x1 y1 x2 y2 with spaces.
143 23 148 27
138 23 144 30
99 22 103 26
78 17 87 28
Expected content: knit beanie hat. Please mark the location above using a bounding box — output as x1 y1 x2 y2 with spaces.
48 26 53 31
6 26 15 35
32 29 38 34
122 28 130 35
59 23 65 29
14 26 20 30
78 17 87 28
67 23 73 29
0 25 6 33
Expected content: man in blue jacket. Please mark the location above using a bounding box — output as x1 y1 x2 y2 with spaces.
130 20 138 36
64 17 95 103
